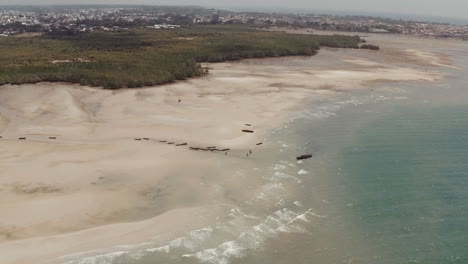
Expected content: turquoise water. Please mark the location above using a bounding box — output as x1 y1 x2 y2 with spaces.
338 105 468 263
230 70 468 264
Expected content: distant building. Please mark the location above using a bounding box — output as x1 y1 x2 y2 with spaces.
370 28 389 33
211 14 221 24
151 24 181 29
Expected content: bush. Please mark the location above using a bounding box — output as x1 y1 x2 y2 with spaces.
360 44 380 50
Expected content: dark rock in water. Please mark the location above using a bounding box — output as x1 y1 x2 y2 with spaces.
176 143 188 146
189 147 200 150
256 142 263 145
207 146 217 149
296 154 312 160
49 137 57 139
134 138 142 141
159 140 167 143
143 138 150 140
245 124 252 126
18 137 26 140
242 129 254 133
167 142 174 144
220 148 230 151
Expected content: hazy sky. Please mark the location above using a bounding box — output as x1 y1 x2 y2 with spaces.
1 0 467 20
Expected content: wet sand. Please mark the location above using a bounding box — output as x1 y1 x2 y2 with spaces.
0 32 461 264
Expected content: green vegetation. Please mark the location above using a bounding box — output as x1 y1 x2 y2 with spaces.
360 44 380 50
0 25 362 89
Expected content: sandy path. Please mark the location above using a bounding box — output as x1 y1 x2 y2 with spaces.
0 34 460 264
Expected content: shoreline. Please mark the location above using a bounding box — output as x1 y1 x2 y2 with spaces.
265 26 468 43
0 33 459 264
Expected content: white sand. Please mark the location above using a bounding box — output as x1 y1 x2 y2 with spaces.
0 33 460 264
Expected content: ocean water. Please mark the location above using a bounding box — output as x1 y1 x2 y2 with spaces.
332 50 468 264
228 50 468 263
54 48 468 264
338 105 468 264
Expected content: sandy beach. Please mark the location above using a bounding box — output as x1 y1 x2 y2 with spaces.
0 32 462 264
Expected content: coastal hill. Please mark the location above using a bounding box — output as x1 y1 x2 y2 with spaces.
0 25 363 89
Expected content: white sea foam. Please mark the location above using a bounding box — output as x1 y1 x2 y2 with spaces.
273 164 287 170
189 227 214 242
275 198 286 207
62 251 128 264
279 93 403 131
187 240 245 264
192 207 316 263
298 169 309 175
271 172 299 181
63 204 319 264
251 183 285 204
146 245 170 253
140 204 319 264
294 201 303 207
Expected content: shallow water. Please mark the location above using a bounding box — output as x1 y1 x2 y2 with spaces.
234 49 468 264
338 105 468 263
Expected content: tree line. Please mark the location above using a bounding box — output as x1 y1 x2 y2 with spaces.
0 25 364 89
